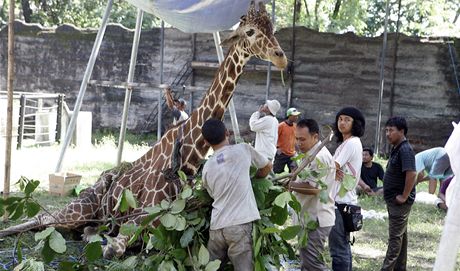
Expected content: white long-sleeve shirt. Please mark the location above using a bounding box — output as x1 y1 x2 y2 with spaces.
249 112 279 160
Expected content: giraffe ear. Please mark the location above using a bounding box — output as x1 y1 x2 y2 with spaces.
221 31 241 47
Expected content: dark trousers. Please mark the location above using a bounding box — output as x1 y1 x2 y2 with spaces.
381 201 412 271
328 209 352 271
273 152 296 173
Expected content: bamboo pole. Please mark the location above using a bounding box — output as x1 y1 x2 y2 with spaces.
3 0 15 221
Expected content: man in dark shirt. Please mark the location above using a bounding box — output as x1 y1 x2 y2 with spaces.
360 147 385 195
381 116 417 271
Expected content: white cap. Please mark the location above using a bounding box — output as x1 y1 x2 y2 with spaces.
266 100 281 115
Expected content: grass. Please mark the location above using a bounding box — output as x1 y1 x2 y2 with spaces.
1 133 459 270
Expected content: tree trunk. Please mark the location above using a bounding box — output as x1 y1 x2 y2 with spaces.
303 0 310 17
453 7 460 24
20 0 32 23
332 0 342 19
314 0 321 30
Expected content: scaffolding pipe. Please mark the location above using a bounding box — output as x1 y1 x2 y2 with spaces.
157 91 162 139
160 20 165 84
55 0 113 173
212 32 241 142
3 0 15 215
116 8 144 166
374 0 390 157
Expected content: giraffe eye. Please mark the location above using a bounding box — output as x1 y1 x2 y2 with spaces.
246 29 255 37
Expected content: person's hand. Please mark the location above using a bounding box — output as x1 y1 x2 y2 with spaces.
395 194 407 204
363 184 373 195
258 105 264 113
335 168 344 181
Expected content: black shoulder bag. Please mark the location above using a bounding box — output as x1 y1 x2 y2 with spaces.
336 203 363 232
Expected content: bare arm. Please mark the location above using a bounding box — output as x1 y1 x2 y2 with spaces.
255 161 272 178
289 181 320 195
358 179 373 194
163 87 175 110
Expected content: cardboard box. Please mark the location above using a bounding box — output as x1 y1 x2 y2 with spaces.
49 172 82 196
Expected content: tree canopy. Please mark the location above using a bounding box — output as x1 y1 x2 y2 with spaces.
0 0 459 37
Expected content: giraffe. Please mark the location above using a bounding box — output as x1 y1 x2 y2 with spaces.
0 1 287 258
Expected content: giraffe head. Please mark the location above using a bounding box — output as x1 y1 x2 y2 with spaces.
221 1 287 69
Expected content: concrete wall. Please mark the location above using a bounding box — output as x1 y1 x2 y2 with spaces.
1 21 459 152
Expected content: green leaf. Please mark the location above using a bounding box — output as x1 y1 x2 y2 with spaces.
123 256 138 268
158 260 177 271
319 190 329 204
254 256 265 271
299 230 308 248
270 205 288 225
120 223 139 236
306 220 319 231
16 240 23 264
170 248 187 260
35 227 55 241
24 180 40 196
178 170 188 182
175 215 187 231
8 201 25 220
49 230 67 253
205 260 221 271
254 236 262 255
144 205 163 215
273 192 292 208
160 199 170 210
85 241 102 262
338 184 348 198
342 173 356 191
113 192 128 213
170 199 186 214
288 194 301 213
180 227 195 248
41 240 56 264
261 227 281 234
124 189 138 209
88 234 103 243
180 186 193 199
25 201 41 217
280 225 302 240
160 213 178 229
198 244 210 266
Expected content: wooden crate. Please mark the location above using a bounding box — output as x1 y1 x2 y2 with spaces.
49 172 82 196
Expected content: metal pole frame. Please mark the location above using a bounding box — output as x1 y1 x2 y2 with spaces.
17 95 26 149
4 0 15 210
55 0 114 172
116 8 144 165
212 32 241 143
374 0 390 157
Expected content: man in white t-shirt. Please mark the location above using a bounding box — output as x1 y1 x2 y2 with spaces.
288 119 336 271
201 119 272 270
249 99 281 160
329 107 365 271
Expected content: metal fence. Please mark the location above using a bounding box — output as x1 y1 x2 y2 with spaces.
0 91 66 149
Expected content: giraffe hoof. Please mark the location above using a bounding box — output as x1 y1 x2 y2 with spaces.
82 226 99 242
102 245 116 259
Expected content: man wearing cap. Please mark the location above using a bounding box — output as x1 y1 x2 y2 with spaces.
273 107 301 173
249 100 281 160
164 87 189 125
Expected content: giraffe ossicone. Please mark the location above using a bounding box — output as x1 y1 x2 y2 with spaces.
0 1 287 258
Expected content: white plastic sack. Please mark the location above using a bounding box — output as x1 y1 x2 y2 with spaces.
126 0 269 33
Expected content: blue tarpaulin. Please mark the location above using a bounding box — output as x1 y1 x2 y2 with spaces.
126 0 268 33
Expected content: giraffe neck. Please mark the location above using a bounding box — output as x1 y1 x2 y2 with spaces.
179 46 251 174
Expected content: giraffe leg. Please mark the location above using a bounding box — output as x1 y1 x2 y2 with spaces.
103 233 130 258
